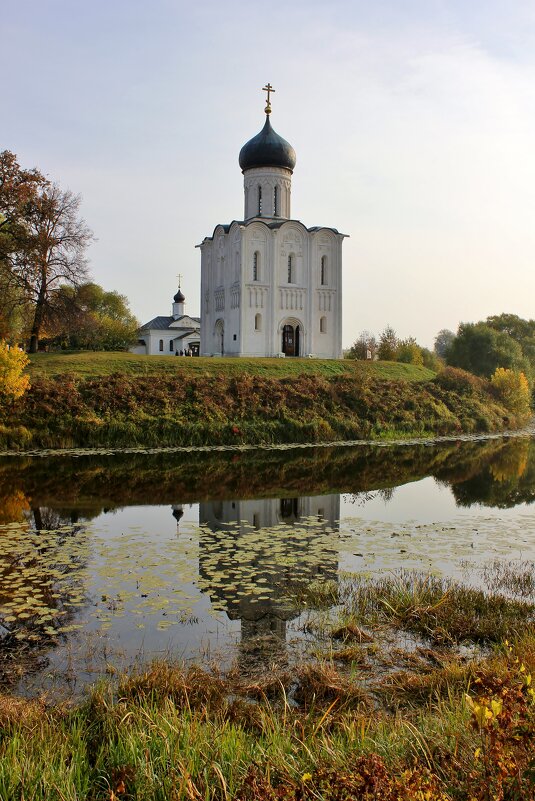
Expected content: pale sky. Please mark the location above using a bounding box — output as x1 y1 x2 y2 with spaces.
3 0 535 348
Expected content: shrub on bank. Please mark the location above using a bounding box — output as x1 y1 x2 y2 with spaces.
433 366 488 396
491 368 532 418
0 362 529 451
0 341 30 403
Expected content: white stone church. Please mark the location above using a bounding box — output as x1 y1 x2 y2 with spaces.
198 85 346 358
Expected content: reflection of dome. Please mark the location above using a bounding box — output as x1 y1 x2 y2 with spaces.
239 116 296 173
173 289 185 303
172 507 184 522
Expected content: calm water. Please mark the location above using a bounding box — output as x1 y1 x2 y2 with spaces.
1 431 535 696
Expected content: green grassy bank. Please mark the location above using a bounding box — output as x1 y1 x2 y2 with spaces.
0 354 527 451
1 572 534 800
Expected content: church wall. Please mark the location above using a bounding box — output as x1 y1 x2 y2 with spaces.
200 222 344 358
307 230 343 359
240 223 272 356
226 227 243 355
200 226 244 356
147 332 172 355
200 238 221 356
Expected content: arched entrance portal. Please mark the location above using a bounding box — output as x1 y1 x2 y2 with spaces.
282 323 300 357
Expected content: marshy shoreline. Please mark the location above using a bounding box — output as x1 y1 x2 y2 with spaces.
1 569 534 800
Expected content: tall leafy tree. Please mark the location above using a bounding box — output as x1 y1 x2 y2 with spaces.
377 325 398 361
434 329 455 359
447 322 526 378
51 282 138 351
0 151 93 352
0 151 47 341
485 313 535 342
485 313 535 370
9 184 93 352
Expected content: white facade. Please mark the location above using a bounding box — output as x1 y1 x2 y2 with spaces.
198 106 346 358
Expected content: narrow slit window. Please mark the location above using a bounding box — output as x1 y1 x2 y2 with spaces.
274 185 278 216
169 340 174 352
288 254 294 283
321 255 327 285
258 185 262 216
255 313 261 331
320 316 327 333
159 339 164 352
253 251 259 281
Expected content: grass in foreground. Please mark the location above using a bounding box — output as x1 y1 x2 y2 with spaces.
1 572 534 800
0 636 534 800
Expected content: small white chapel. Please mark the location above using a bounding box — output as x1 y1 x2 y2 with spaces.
131 286 201 356
198 84 346 358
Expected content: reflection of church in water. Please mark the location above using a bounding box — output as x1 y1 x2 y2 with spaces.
174 495 339 647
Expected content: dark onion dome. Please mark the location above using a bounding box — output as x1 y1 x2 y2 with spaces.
173 288 185 303
239 115 296 173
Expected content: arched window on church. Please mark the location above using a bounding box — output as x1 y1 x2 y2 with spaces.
321 255 327 285
273 185 278 216
253 251 259 281
320 316 327 333
159 339 164 352
287 254 294 283
169 340 174 352
257 185 262 216
255 313 262 331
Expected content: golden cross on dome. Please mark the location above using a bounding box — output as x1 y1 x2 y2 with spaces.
176 273 182 287
262 83 275 114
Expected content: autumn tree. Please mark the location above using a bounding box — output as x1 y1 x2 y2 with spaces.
51 282 138 351
0 151 93 352
0 151 47 341
396 337 424 366
490 367 531 419
10 184 93 352
377 325 398 361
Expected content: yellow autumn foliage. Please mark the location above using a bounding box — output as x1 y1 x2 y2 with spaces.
490 367 531 419
0 340 31 402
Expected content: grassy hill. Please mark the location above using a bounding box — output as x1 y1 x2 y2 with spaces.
0 353 525 451
27 352 435 381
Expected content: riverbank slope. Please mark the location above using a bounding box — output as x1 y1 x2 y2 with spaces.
0 353 527 450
